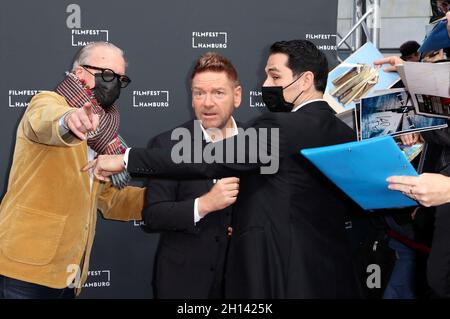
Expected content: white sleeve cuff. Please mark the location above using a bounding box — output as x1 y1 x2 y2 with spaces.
124 148 131 169
58 113 71 136
194 197 203 224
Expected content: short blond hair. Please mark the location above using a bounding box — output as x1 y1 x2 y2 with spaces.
191 52 239 86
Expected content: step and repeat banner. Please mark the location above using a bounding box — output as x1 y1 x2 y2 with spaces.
0 0 338 298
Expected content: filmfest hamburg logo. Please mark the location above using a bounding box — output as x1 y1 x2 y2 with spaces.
83 269 111 288
8 89 42 108
305 33 338 51
71 29 109 47
192 32 228 49
249 90 266 108
66 4 110 47
132 90 170 108
133 220 145 227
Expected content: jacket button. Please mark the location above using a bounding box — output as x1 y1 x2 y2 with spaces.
215 236 220 242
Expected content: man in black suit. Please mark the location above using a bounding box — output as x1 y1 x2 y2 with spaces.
143 53 241 298
88 40 360 298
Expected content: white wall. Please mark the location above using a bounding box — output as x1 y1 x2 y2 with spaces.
338 0 432 50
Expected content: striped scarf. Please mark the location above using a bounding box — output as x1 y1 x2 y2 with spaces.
56 73 130 189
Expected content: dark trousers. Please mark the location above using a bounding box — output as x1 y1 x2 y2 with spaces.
0 275 75 299
427 203 450 298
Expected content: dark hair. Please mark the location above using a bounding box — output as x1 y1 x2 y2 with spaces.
269 40 328 92
191 52 239 85
444 47 450 59
399 40 420 60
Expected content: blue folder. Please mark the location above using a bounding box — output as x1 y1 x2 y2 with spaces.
300 136 418 210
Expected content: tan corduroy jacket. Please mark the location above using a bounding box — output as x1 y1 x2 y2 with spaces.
0 91 144 293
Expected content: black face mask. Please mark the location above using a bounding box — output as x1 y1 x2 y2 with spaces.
261 73 304 112
93 74 121 109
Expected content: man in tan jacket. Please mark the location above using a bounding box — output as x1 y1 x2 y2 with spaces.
0 42 144 299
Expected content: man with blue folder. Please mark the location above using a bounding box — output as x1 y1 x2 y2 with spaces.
85 40 360 298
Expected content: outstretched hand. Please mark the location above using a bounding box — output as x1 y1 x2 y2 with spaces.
82 154 125 181
373 56 404 73
65 102 99 140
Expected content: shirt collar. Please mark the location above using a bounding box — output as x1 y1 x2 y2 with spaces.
200 116 238 143
291 98 326 113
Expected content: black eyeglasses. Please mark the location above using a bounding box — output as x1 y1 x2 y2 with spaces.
82 64 131 88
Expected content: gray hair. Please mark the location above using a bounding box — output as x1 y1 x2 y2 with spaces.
71 42 127 71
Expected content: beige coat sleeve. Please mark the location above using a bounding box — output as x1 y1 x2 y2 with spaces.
98 183 145 221
22 91 82 147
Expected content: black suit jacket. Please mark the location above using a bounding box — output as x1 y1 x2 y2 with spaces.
129 101 360 298
142 120 235 299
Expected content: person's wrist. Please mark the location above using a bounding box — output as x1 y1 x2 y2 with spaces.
198 195 211 217
63 119 69 130
120 155 126 169
63 113 71 130
446 179 450 204
63 110 77 131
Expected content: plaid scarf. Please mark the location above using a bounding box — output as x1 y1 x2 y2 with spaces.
56 73 130 189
